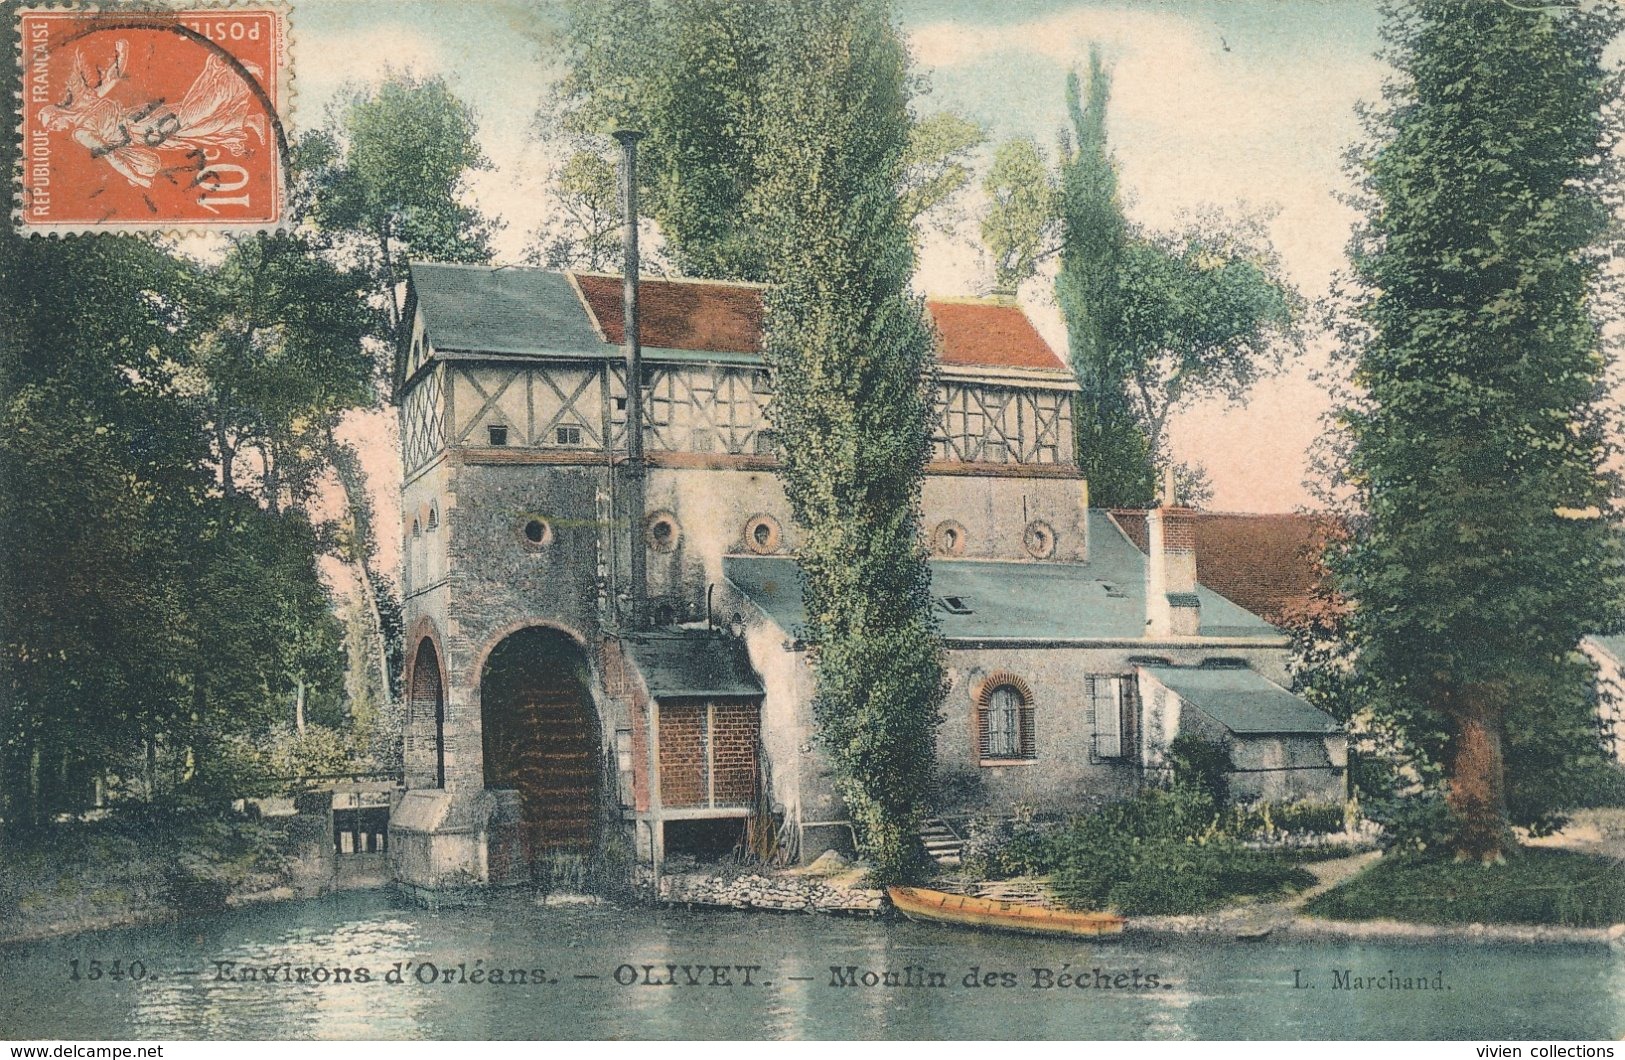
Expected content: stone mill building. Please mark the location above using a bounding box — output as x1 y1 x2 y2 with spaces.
387 261 1345 894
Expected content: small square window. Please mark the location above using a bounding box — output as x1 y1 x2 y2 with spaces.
614 396 628 412
556 424 583 446
488 424 509 446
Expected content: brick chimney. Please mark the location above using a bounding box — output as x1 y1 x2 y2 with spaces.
1146 468 1200 637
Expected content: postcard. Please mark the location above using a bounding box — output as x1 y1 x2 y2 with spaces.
2 0 1623 1045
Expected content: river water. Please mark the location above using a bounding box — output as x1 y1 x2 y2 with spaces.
1 891 1620 1040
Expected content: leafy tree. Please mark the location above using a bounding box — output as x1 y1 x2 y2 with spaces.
1110 213 1300 471
551 0 980 281
1331 0 1625 859
312 73 498 322
526 150 624 271
1054 53 1157 507
981 138 1057 291
900 112 986 235
0 228 347 824
304 74 499 718
750 0 946 883
985 53 1300 507
185 234 377 508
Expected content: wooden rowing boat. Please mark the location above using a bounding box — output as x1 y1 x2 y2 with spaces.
887 886 1125 938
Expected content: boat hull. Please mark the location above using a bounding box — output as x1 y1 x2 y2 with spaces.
887 886 1125 938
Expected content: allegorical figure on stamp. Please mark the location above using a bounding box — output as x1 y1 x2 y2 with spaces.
37 41 268 189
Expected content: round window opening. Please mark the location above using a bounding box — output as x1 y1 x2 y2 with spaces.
646 511 681 553
933 519 968 557
744 514 781 555
1024 519 1057 559
520 517 553 549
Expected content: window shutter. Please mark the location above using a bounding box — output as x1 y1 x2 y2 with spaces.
978 703 991 759
1019 701 1036 759
1096 677 1123 758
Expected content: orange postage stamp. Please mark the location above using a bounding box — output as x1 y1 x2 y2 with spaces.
17 6 288 232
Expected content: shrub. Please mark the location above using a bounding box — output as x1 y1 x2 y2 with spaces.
1048 787 1313 915
959 811 1060 878
1165 732 1232 805
1228 799 1348 839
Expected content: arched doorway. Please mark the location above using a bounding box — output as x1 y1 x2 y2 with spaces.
410 639 445 788
479 627 601 863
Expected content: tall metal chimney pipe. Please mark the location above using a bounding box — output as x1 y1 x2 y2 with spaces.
613 129 647 630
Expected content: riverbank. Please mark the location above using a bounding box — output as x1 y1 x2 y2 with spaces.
8 812 1624 947
0 809 342 945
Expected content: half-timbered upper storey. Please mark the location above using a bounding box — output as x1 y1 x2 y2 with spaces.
396 262 1079 477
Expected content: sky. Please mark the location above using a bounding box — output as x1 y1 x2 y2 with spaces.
300 0 1393 534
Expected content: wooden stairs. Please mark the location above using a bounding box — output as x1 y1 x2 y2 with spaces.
919 817 965 867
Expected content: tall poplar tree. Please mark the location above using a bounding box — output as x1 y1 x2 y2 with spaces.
1053 52 1154 507
749 0 945 882
1335 1 1625 859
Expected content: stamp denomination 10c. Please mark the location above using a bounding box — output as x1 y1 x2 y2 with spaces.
17 6 289 233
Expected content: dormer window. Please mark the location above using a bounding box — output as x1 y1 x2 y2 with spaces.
938 595 973 615
488 424 509 446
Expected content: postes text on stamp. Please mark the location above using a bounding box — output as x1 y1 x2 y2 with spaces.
17 6 289 233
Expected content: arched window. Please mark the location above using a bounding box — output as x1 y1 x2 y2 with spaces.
976 674 1035 762
426 505 439 531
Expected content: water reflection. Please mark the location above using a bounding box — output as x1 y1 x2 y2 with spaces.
0 891 1618 1040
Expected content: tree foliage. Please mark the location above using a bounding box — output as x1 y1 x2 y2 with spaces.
981 138 1057 291
551 0 981 281
526 150 623 271
1330 0 1625 858
0 234 345 826
988 52 1301 507
1053 53 1157 507
749 0 946 883
310 72 497 309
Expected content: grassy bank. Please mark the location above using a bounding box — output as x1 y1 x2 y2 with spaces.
1304 847 1625 928
1 811 291 942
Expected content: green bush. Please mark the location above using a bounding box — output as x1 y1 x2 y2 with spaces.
1165 733 1232 805
959 812 1061 878
1047 786 1313 915
1228 799 1348 838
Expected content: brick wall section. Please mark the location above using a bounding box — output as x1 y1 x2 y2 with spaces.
1159 507 1196 552
658 704 709 807
597 637 650 812
711 702 759 804
655 701 760 808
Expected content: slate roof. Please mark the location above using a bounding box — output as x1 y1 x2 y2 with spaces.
407 262 1069 374
620 631 764 699
723 511 1281 643
1587 634 1625 662
410 265 604 356
1141 664 1340 735
1109 510 1334 625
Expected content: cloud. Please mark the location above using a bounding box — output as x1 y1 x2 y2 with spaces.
296 23 446 109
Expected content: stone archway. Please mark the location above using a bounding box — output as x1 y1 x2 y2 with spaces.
479 627 601 861
408 637 445 788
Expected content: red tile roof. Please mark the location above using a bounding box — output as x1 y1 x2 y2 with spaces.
571 273 1066 373
1109 510 1342 625
574 274 765 354
926 299 1067 372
